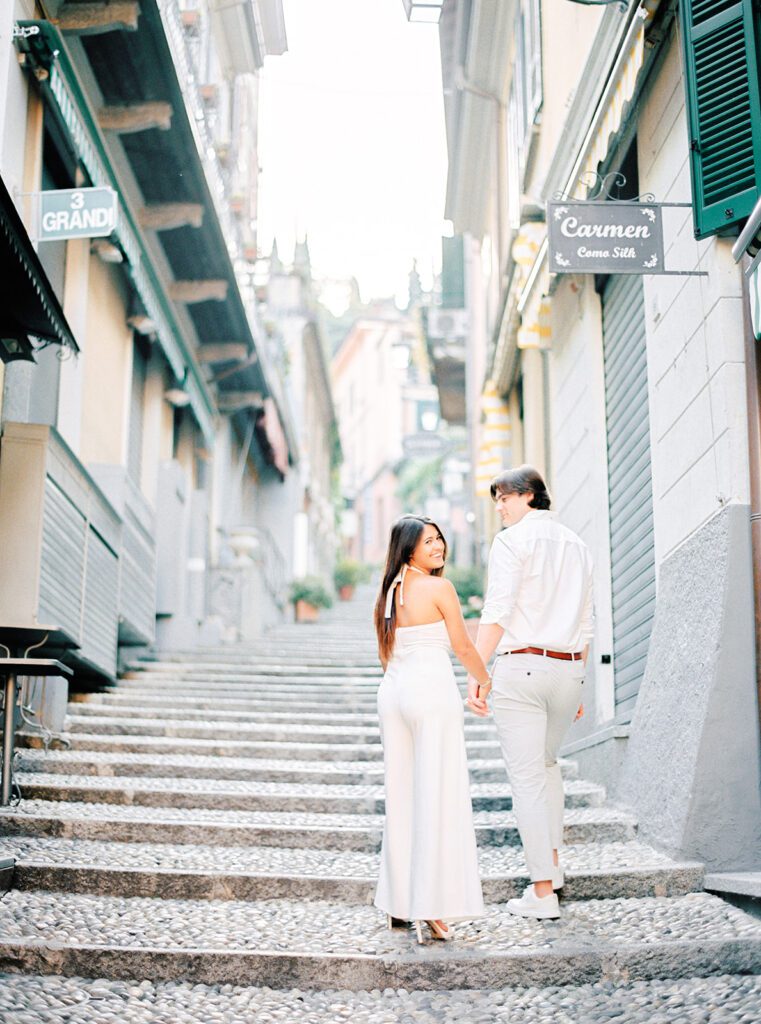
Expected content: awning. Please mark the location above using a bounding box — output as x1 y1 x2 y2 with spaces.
474 380 510 497
256 398 290 481
0 173 79 360
579 14 646 185
15 19 216 443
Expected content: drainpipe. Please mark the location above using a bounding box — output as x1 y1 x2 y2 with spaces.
741 261 761 727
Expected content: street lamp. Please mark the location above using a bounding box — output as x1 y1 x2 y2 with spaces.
402 0 444 23
0 334 35 363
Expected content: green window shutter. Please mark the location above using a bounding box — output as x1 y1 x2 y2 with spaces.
680 0 761 239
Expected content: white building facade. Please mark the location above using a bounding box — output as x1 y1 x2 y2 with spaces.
435 0 761 874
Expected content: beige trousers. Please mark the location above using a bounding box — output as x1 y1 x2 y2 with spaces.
491 653 585 882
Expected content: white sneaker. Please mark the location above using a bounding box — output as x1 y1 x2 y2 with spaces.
507 885 560 920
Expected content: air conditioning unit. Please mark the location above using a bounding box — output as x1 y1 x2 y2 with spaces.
426 307 469 340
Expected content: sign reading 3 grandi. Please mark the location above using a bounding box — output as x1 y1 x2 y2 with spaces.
38 187 117 242
548 201 665 274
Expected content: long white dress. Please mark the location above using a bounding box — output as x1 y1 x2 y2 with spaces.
374 617 485 922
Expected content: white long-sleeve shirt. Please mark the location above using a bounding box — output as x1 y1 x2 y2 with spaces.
480 510 594 654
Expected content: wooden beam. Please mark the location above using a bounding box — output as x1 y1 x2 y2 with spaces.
56 1 140 34
217 391 263 412
139 203 204 231
90 239 123 263
197 343 249 364
98 103 172 134
127 314 157 335
169 280 228 303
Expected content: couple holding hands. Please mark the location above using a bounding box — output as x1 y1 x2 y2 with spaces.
372 465 594 943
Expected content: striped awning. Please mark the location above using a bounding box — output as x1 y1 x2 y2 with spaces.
475 380 510 497
580 15 646 184
0 172 78 359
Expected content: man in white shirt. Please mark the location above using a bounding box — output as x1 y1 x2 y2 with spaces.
466 465 594 920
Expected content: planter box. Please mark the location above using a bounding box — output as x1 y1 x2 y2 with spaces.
338 584 355 601
295 600 319 623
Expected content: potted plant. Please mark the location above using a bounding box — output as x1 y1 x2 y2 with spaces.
334 559 368 601
445 566 485 639
289 576 333 623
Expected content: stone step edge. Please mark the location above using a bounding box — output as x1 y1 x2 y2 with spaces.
10 861 705 905
0 814 634 851
14 781 603 814
0 936 758 991
13 758 531 784
15 735 511 760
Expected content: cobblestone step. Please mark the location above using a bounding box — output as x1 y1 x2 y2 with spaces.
17 732 509 761
64 715 388 742
73 692 383 713
63 713 498 743
113 680 385 696
2 971 760 1024
123 666 384 679
0 891 758 990
70 701 385 725
1 837 703 904
0 802 635 851
16 748 577 785
12 774 604 814
73 696 384 718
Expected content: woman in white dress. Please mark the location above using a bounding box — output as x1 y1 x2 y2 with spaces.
373 514 492 943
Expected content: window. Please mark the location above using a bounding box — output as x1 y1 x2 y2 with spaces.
506 0 543 225
680 0 761 238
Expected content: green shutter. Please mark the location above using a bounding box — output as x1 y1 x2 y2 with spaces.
680 0 761 238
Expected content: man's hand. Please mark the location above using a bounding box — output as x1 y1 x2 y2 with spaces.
466 675 490 717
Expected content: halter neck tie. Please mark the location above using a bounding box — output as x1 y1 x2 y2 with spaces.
384 563 425 619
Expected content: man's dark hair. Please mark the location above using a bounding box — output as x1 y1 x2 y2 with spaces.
489 465 551 509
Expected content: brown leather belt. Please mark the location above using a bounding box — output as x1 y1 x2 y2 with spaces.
505 647 583 661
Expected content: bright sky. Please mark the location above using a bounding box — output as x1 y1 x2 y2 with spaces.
257 0 448 307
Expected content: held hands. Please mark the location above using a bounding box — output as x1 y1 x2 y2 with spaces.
465 675 491 717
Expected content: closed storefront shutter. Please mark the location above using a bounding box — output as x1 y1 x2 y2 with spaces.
602 274 656 720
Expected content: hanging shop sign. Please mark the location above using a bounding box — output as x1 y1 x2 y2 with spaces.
548 201 664 274
38 187 117 241
402 432 452 459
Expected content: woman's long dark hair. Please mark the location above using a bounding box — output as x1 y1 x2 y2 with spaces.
373 515 448 664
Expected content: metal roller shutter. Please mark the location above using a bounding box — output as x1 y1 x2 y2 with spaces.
602 274 656 720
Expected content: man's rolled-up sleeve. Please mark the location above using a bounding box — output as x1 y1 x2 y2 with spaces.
580 567 595 645
480 534 522 629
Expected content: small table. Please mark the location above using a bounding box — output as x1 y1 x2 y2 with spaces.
0 625 78 808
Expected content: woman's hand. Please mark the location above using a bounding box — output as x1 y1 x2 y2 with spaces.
466 675 490 717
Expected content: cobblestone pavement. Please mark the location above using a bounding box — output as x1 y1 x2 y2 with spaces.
1 587 759 1019
2 890 759 954
0 973 760 1024
1 837 676 875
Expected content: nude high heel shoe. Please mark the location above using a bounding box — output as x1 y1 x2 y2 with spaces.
415 919 452 943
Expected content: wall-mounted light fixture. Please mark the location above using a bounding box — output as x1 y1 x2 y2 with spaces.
0 334 36 364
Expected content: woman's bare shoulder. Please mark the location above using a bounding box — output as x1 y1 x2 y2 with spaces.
425 575 457 595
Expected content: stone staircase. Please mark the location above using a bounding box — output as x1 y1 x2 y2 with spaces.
1 587 761 1021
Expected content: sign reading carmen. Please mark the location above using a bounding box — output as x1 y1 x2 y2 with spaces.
38 187 117 242
548 201 665 275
